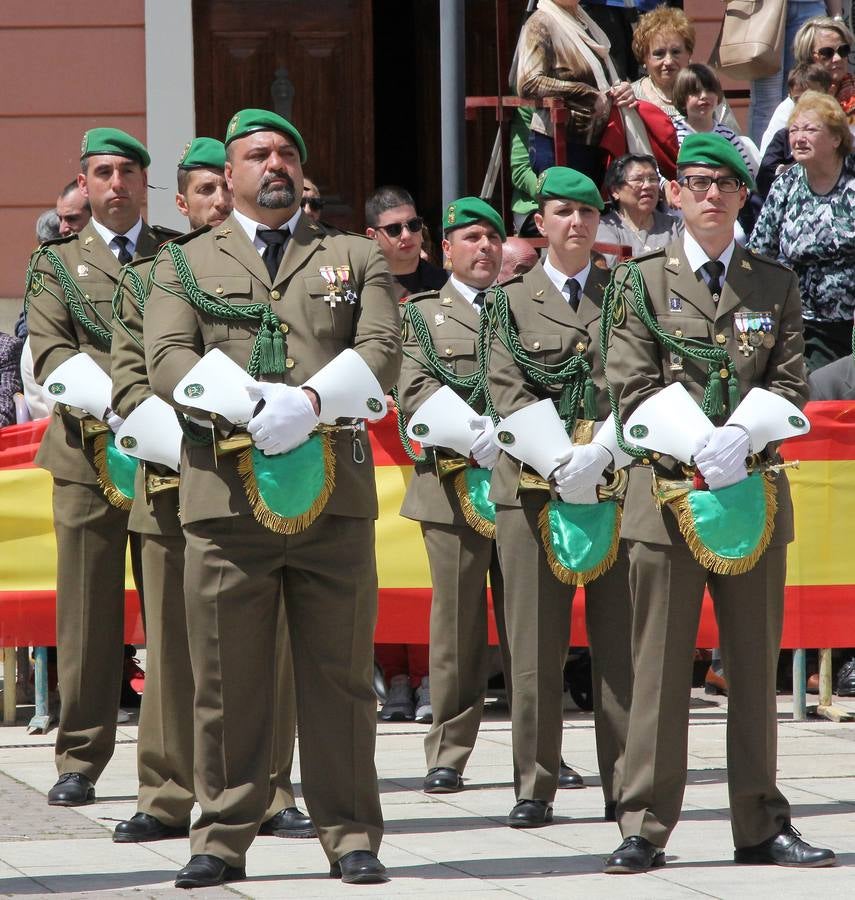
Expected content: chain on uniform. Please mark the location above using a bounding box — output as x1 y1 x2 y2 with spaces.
394 298 498 463
600 261 741 459
152 242 288 378
489 284 595 435
25 246 114 349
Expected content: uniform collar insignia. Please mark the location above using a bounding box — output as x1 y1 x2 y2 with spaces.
668 257 680 267
84 236 94 245
217 228 232 237
740 259 752 270
441 296 453 306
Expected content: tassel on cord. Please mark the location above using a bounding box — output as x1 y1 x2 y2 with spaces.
271 328 286 373
706 365 724 418
558 383 575 422
728 371 741 415
258 327 275 375
583 377 597 421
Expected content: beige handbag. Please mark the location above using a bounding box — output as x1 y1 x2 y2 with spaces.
709 0 787 81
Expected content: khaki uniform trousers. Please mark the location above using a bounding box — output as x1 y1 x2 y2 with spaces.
422 523 509 774
53 479 139 781
136 530 302 826
617 541 791 849
496 503 633 804
182 512 382 867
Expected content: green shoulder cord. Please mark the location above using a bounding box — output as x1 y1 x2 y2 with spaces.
600 261 740 456
394 299 498 463
24 246 114 349
150 242 287 378
489 284 595 436
110 263 150 352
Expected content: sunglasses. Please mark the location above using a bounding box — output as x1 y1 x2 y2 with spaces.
301 197 324 211
376 216 423 238
814 44 850 61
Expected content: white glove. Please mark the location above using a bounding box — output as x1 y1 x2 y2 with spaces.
105 409 124 434
468 416 499 469
246 383 319 456
552 443 612 502
693 424 750 490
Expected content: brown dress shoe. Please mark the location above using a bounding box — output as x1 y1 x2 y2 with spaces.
704 666 728 696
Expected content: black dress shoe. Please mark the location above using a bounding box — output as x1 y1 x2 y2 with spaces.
507 799 553 828
258 806 317 839
47 773 95 806
558 758 584 789
604 836 665 874
603 800 617 822
113 812 189 843
423 766 463 793
330 850 389 884
174 855 246 889
734 824 836 867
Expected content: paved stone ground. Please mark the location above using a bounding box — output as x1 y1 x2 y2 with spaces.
0 691 853 897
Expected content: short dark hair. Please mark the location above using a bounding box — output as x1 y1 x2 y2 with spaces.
177 167 191 196
365 185 416 227
788 62 833 94
602 154 659 205
672 63 723 116
60 180 80 199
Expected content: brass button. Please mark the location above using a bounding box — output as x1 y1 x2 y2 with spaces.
270 289 281 301
715 334 726 344
209 412 217 421
642 457 650 465
532 341 541 350
285 357 295 369
215 286 224 294
445 347 453 356
652 451 661 460
84 293 90 300
674 329 683 338
279 323 289 334
576 342 586 352
719 368 730 378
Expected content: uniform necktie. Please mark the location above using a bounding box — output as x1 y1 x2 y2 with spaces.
257 228 289 282
564 277 581 312
702 260 725 300
113 235 132 265
473 290 486 312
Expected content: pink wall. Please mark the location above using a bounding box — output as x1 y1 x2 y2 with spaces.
0 2 146 306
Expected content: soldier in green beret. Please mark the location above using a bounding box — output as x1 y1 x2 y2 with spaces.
396 196 511 796
144 109 400 888
174 138 232 229
484 166 632 827
602 131 834 872
25 127 179 810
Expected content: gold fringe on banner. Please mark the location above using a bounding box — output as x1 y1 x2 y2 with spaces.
92 433 133 511
537 502 622 586
453 469 496 539
665 474 778 575
236 434 336 535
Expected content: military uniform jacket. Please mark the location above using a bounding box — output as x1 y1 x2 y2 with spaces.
605 239 807 546
488 259 612 507
398 282 489 526
144 211 402 526
111 255 182 537
27 219 174 484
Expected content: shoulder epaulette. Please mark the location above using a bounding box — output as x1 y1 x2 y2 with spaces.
497 273 524 288
404 289 440 304
630 247 667 263
151 225 183 245
167 224 212 246
37 233 77 249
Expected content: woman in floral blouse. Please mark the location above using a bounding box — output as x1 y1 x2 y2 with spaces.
749 91 855 370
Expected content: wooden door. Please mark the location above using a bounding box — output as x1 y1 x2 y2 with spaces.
193 0 374 230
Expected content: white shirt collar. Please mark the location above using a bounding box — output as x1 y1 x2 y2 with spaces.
682 231 735 283
90 217 143 258
449 275 491 307
542 255 591 298
232 206 303 254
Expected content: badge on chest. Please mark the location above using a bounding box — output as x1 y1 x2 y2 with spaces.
733 311 775 356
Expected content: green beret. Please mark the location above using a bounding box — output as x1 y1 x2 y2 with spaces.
443 196 506 240
224 108 307 163
535 167 604 211
677 132 755 190
80 127 150 168
178 137 226 171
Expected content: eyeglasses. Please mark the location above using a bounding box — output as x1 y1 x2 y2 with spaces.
301 197 324 212
814 44 850 61
678 174 743 193
375 216 423 238
625 175 660 187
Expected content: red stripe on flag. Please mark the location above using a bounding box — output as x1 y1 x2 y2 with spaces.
782 400 855 461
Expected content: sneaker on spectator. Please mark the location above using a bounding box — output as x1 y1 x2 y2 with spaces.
380 674 415 721
414 676 432 724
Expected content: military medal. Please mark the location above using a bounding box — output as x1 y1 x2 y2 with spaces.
734 312 753 356
761 312 775 348
336 265 357 304
319 266 339 306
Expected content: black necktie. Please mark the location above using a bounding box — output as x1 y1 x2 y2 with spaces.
113 236 132 265
564 277 581 312
257 228 289 282
473 290 486 312
702 260 725 300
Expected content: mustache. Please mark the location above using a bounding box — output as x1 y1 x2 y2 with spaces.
257 171 297 208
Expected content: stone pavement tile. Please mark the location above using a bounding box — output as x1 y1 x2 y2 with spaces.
0 772 106 842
